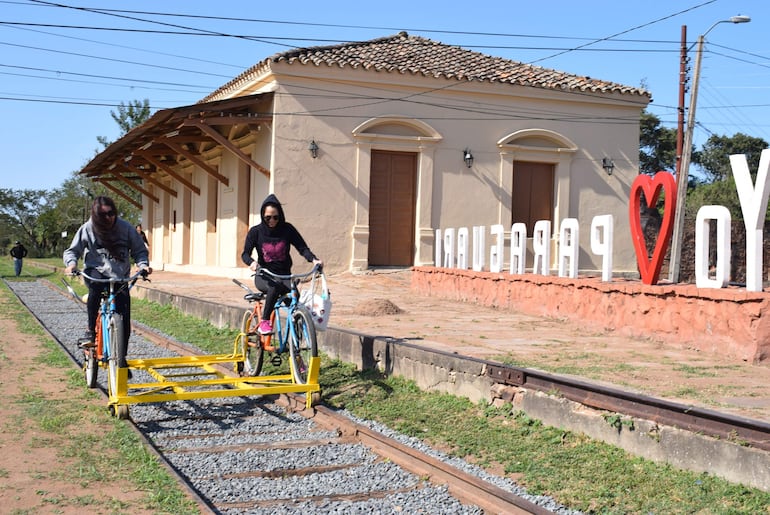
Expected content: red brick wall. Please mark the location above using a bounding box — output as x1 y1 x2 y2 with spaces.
411 266 770 363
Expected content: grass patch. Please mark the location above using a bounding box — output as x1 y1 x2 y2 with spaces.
319 360 770 513
1 274 199 514
674 364 719 378
131 299 238 354
35 268 770 513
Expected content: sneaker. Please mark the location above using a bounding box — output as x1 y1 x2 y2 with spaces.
257 320 273 335
78 330 96 349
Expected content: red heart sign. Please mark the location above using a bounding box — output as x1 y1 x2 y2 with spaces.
629 172 677 285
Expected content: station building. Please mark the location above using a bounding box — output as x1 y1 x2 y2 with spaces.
79 32 650 278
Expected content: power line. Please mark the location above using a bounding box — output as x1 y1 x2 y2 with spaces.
0 40 235 78
528 0 718 64
2 23 247 70
0 63 215 89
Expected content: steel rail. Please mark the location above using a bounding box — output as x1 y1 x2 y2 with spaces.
487 363 770 451
133 322 550 513
5 279 216 514
310 404 551 515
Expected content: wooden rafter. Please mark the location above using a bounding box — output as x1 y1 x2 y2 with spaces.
190 115 271 126
162 140 229 186
128 165 178 198
111 166 160 203
96 179 142 209
185 119 270 178
136 153 200 195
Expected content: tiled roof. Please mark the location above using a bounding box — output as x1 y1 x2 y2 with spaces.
203 32 649 102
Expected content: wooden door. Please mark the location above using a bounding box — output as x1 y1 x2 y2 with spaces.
368 150 417 266
512 161 554 233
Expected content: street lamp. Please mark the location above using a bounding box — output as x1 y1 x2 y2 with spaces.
668 14 751 283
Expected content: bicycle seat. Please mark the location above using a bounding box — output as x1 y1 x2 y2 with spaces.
244 292 265 302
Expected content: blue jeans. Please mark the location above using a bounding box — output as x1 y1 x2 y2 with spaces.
13 258 22 276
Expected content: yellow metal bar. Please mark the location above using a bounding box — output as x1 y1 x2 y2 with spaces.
113 382 320 405
306 356 321 409
128 354 240 368
106 351 321 411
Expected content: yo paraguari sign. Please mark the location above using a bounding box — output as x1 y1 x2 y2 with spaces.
434 150 770 293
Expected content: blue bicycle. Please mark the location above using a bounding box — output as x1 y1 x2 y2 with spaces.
232 265 320 384
63 269 148 418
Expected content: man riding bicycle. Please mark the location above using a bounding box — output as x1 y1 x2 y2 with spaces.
63 196 152 366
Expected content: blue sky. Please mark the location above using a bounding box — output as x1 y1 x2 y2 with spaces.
2 0 769 190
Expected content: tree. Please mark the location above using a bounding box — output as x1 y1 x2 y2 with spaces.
0 188 52 256
639 110 678 176
0 99 154 257
92 99 153 223
691 133 768 183
685 133 770 221
96 99 152 150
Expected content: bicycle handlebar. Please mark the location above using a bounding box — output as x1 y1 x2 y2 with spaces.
70 269 150 284
256 263 322 282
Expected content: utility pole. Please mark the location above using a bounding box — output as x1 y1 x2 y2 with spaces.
668 15 751 284
675 26 687 180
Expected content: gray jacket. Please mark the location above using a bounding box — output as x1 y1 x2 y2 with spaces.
63 218 149 278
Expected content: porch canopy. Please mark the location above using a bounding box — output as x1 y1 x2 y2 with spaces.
80 93 272 208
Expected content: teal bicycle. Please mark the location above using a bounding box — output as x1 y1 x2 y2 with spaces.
232 265 320 384
63 269 148 418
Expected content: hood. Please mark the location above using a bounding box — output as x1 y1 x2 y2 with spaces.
260 193 286 223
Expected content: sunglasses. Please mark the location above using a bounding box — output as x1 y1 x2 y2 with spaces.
264 215 279 221
99 210 116 218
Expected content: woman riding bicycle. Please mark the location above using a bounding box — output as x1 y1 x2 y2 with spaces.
241 194 322 335
63 196 152 363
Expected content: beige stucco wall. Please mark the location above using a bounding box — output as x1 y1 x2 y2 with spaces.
143 63 648 277
264 66 646 274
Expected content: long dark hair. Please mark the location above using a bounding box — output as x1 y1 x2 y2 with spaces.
90 196 120 256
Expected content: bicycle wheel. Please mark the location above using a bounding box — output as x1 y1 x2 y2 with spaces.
83 351 98 388
240 310 264 377
106 313 125 400
289 307 318 384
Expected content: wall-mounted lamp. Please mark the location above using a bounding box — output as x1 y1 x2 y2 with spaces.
308 140 319 159
602 157 615 176
463 148 474 168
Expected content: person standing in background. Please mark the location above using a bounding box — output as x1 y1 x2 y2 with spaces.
136 224 149 249
9 241 27 277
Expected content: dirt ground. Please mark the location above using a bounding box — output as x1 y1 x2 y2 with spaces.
141 267 770 422
0 285 158 514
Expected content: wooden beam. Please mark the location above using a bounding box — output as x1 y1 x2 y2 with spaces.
96 179 142 209
182 115 271 126
112 166 160 203
129 166 178 198
187 120 270 178
137 154 200 195
162 140 229 186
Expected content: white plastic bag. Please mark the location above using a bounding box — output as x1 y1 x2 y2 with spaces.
300 271 332 331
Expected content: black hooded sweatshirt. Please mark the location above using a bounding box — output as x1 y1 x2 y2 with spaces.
240 194 317 275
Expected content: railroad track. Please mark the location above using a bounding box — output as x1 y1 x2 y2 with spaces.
12 278 770 510
8 280 562 514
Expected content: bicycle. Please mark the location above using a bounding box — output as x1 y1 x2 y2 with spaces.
232 264 320 385
62 269 149 418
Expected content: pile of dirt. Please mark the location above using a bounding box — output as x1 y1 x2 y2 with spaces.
353 298 403 316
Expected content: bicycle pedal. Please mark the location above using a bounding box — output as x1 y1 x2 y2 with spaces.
78 340 96 349
270 355 283 367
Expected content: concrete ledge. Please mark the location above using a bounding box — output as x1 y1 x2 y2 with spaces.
412 266 770 363
135 285 245 330
509 388 770 491
133 283 770 492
